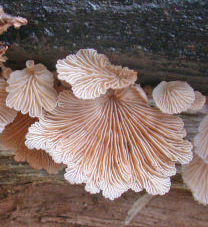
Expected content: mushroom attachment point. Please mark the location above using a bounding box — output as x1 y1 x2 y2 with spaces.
152 81 195 114
0 6 27 35
0 78 17 132
25 85 192 200
182 155 208 205
194 115 208 162
6 60 58 118
0 113 65 174
56 49 137 99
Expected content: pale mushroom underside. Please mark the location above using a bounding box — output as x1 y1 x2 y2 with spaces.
56 49 137 100
194 115 208 162
0 113 65 174
182 155 208 205
152 81 195 114
6 61 58 117
189 91 206 111
0 78 17 132
26 85 192 200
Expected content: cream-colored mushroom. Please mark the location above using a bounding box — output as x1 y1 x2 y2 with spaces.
0 6 27 35
26 85 192 200
0 113 65 174
6 60 58 117
182 154 208 205
56 49 137 99
152 81 195 114
194 115 208 162
189 91 206 111
0 78 17 132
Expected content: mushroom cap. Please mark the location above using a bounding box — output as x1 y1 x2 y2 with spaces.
189 91 206 111
0 78 17 132
0 113 65 174
6 60 58 118
182 154 208 205
56 49 137 99
25 85 192 200
194 115 208 162
152 81 195 114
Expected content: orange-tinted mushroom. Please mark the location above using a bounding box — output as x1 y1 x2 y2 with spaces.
182 154 208 205
0 78 17 132
26 85 192 200
152 81 195 114
56 49 137 99
194 115 208 162
0 113 65 174
6 60 58 117
0 6 27 35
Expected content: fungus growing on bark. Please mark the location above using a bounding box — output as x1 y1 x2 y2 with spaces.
6 60 58 117
26 85 192 200
0 78 17 132
189 91 206 111
0 113 65 174
0 6 27 35
193 115 208 162
182 154 208 205
56 49 137 99
152 81 195 114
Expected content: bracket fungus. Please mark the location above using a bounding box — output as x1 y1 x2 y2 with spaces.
6 60 58 118
189 91 206 112
0 6 27 35
182 154 208 205
193 115 208 162
56 49 137 99
0 113 65 174
152 81 195 114
0 78 17 132
26 83 192 200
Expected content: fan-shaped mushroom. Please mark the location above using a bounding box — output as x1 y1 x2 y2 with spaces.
182 154 208 205
0 113 65 174
6 60 58 117
0 78 17 132
152 81 195 114
56 49 137 99
194 115 208 162
189 91 206 111
0 6 27 35
26 85 192 200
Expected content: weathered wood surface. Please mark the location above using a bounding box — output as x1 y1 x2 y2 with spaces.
0 0 207 94
1 113 208 227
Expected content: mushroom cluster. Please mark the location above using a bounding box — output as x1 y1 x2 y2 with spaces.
24 49 193 200
1 7 204 201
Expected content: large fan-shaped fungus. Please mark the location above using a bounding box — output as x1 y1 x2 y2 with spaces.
194 115 208 162
0 78 17 132
182 154 208 205
56 49 137 99
0 113 64 174
152 81 195 114
6 60 58 117
26 85 192 200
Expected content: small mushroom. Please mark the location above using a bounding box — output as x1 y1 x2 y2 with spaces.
6 60 58 117
0 78 17 132
182 154 208 205
0 6 27 35
189 91 206 111
194 115 208 162
56 49 137 99
0 113 65 174
152 81 195 114
26 85 192 200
